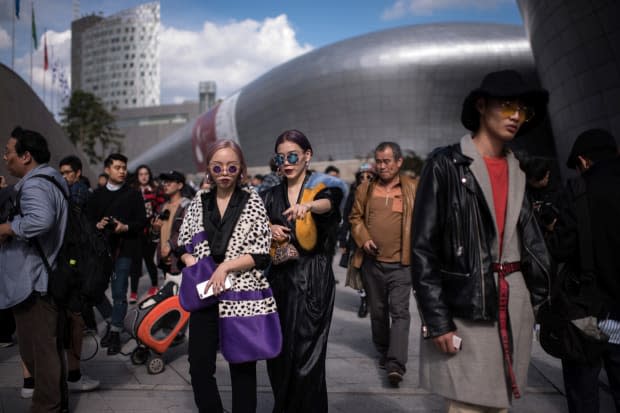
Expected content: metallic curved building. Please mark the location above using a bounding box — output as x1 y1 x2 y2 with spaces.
0 64 96 183
130 22 553 173
518 0 620 173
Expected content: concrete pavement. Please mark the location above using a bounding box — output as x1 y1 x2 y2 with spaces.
0 258 616 412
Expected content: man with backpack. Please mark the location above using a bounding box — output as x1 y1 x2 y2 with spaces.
57 155 101 392
86 153 147 355
546 129 620 413
0 127 69 412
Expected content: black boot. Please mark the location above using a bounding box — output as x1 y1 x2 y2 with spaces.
358 297 368 318
107 332 121 355
100 323 111 348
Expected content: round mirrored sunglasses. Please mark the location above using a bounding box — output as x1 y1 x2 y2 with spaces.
211 164 239 175
273 152 300 167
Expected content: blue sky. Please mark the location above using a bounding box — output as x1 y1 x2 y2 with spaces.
0 0 523 110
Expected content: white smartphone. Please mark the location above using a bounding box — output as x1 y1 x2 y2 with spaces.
453 334 463 351
196 277 232 299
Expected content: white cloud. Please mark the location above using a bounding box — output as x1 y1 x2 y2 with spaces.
13 29 72 110
382 0 511 20
0 26 10 48
160 14 313 103
7 13 312 112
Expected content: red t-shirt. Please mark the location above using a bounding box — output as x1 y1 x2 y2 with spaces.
483 156 508 254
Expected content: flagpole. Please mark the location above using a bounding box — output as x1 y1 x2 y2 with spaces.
11 2 15 70
51 46 55 116
43 33 46 108
29 1 33 86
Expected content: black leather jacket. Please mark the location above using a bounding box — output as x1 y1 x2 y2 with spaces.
411 144 552 338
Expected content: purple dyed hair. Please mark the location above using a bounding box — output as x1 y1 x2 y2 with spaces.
274 129 313 154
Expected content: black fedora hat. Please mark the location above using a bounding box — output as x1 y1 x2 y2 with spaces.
461 70 549 134
566 128 618 169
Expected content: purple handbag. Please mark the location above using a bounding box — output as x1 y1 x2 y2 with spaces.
179 231 219 312
218 288 283 363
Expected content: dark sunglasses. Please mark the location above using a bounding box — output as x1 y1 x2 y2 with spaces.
210 164 239 175
273 152 299 167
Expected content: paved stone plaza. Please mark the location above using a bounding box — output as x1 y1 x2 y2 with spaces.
0 258 615 412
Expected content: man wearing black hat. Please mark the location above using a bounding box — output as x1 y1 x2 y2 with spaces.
411 70 552 411
152 171 191 276
547 129 620 413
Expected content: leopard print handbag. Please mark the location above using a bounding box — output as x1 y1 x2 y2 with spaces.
270 239 299 265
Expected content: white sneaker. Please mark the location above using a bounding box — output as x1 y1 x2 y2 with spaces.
67 375 100 392
20 387 34 399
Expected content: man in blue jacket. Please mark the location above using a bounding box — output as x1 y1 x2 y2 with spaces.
0 127 69 412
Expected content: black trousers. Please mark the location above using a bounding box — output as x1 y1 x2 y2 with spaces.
562 342 620 413
188 305 257 413
0 307 15 342
361 256 411 375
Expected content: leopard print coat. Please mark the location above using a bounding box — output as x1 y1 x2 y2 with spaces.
178 186 277 319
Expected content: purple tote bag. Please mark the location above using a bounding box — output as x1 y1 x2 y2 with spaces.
218 288 283 363
179 231 219 312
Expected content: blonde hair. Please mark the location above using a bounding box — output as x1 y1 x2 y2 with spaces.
203 139 249 187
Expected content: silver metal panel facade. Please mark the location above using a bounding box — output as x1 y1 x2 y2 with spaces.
518 0 620 173
131 23 554 172
234 23 539 166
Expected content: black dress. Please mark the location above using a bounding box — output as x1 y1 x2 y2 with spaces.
261 172 344 413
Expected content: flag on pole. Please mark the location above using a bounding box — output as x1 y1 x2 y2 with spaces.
15 0 20 18
31 3 38 49
44 35 48 70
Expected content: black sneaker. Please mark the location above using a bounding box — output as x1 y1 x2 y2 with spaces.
107 332 121 355
357 297 368 318
100 324 111 348
378 355 387 370
388 371 403 387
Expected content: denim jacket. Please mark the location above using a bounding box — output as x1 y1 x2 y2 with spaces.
0 165 68 309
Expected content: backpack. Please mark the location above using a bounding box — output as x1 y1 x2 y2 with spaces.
537 177 609 363
18 174 113 310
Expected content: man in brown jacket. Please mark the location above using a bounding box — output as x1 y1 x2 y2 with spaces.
350 141 417 386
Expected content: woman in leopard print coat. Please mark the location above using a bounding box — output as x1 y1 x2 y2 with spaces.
178 140 275 413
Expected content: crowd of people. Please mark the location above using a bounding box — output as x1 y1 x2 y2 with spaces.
1 68 619 413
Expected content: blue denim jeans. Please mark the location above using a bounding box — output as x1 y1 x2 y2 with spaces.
110 257 132 330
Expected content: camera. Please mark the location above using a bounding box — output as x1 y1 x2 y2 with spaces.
104 216 117 231
536 202 559 226
157 209 171 221
0 196 17 225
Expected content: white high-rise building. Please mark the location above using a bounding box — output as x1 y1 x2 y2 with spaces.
72 2 160 110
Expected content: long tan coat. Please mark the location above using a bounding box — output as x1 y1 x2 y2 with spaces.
418 135 536 408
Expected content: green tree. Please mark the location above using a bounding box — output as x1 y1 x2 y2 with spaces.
60 90 124 165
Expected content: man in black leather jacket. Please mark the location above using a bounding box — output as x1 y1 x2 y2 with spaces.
411 70 553 411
